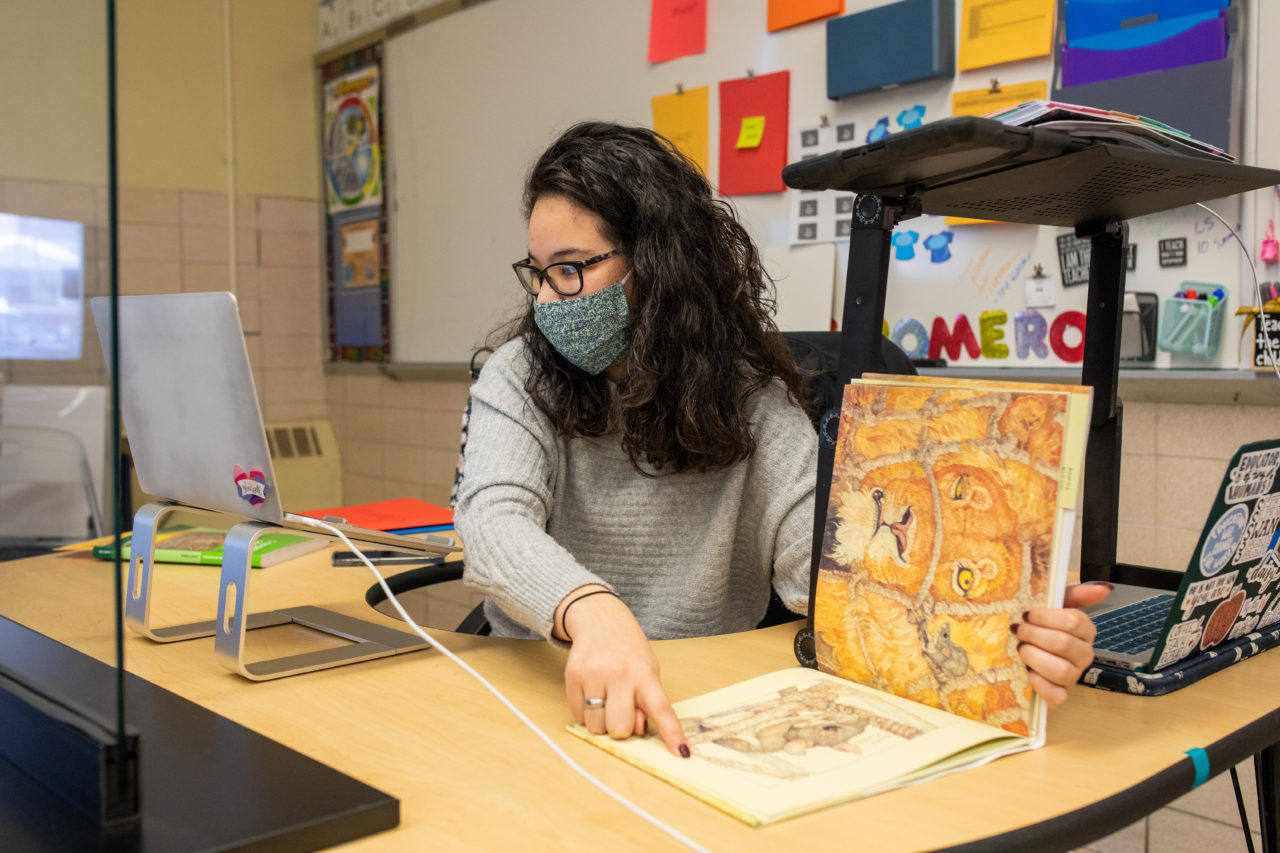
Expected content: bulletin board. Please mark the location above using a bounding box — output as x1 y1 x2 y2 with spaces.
380 0 1266 370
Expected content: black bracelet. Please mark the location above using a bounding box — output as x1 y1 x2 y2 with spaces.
560 589 618 642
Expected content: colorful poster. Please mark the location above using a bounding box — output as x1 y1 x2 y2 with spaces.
958 0 1055 70
767 0 844 33
322 45 389 362
649 0 707 63
718 71 790 196
651 86 710 176
323 63 382 215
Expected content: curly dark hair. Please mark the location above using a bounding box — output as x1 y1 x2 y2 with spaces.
503 121 810 475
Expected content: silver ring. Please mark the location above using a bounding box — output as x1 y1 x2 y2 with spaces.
583 697 606 709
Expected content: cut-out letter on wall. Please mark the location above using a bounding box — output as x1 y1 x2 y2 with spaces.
979 310 1010 358
929 314 981 360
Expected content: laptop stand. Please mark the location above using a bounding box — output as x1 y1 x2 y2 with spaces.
214 520 429 680
780 117 1280 661
125 502 430 680
125 501 291 641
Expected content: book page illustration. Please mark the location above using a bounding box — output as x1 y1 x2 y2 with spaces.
680 676 935 781
816 384 1069 735
568 668 1025 825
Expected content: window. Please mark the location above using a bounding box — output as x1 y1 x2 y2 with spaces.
0 212 85 360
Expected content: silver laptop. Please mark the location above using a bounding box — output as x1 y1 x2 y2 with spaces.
1086 439 1280 671
90 292 459 559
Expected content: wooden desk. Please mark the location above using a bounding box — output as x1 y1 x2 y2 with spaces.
2 547 1279 852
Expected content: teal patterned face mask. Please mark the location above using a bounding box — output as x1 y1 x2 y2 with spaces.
533 272 631 374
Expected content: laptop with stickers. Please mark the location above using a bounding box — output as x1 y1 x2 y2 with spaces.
90 292 459 559
1086 439 1280 671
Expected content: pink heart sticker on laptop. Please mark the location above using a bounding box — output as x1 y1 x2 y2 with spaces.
233 464 270 507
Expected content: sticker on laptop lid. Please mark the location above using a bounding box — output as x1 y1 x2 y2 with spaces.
233 465 270 507
1200 504 1249 576
1225 447 1280 504
1233 494 1280 565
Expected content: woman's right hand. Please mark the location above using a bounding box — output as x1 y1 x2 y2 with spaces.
556 586 690 758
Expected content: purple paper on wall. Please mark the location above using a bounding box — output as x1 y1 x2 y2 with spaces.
1061 15 1226 87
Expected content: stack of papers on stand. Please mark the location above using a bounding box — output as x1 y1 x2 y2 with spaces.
986 99 1234 162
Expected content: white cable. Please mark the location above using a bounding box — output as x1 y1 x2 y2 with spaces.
1195 201 1280 383
293 516 712 853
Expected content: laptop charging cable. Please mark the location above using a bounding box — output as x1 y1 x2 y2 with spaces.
292 515 712 853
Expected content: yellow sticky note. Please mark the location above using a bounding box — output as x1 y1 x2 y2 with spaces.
736 116 766 149
652 86 710 176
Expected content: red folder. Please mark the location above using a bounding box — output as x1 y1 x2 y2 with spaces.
299 497 454 531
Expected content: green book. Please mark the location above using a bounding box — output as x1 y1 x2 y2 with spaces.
92 527 327 568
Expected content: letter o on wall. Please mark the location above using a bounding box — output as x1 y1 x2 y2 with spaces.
1049 310 1087 362
890 318 929 359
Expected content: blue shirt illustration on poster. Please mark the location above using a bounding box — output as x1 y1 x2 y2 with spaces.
924 230 954 262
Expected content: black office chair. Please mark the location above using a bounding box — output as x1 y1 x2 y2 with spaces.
364 333 917 635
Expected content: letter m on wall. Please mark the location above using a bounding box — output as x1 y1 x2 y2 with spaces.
928 316 981 360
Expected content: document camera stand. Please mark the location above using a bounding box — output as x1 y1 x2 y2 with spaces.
779 116 1280 665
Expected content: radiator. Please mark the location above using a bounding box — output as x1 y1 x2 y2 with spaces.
263 421 343 510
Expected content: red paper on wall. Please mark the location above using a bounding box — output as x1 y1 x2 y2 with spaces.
767 0 844 33
649 0 706 63
718 71 790 196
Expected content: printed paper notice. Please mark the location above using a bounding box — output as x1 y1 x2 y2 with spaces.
958 0 1054 71
652 86 710 176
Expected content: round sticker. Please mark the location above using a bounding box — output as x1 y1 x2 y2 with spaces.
1200 504 1250 576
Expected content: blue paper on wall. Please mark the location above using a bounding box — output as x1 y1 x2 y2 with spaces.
826 0 954 100
1063 0 1227 42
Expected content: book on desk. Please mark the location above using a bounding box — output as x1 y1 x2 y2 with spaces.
571 375 1091 825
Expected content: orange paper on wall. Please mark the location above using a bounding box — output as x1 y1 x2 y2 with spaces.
767 0 844 33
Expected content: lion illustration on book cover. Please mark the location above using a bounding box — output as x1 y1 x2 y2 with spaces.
815 385 1067 735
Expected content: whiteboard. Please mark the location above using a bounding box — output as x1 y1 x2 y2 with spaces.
384 0 1264 369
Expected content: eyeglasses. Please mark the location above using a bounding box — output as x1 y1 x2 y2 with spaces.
512 249 620 296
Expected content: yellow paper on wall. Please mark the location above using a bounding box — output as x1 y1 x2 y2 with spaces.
958 0 1055 71
946 80 1047 225
652 86 710 176
950 81 1047 119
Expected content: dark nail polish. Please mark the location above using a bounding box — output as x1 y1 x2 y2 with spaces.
679 744 691 758
1021 611 1031 622
1009 622 1020 635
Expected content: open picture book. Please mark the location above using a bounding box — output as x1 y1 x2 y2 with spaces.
569 374 1093 825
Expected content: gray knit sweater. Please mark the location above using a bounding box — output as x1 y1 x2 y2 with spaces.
454 339 816 643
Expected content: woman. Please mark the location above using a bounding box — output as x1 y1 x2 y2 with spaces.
454 121 1107 759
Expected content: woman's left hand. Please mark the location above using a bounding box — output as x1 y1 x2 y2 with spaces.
1014 582 1112 707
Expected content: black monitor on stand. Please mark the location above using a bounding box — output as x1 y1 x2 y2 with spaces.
781 116 1280 662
